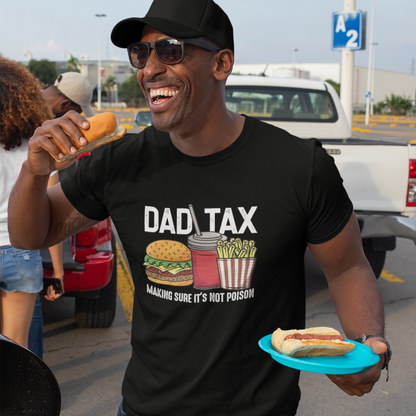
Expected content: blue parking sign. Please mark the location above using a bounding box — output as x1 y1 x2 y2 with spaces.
332 11 364 50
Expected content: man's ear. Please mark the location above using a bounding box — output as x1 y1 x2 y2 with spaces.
213 49 234 81
59 99 72 111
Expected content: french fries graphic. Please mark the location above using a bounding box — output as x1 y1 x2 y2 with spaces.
216 238 257 290
216 238 257 259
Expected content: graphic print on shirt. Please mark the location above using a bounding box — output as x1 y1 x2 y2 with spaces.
144 240 194 287
143 204 257 302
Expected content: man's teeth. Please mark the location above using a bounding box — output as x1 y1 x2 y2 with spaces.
150 89 178 99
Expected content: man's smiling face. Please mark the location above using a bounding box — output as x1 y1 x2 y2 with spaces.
137 26 218 134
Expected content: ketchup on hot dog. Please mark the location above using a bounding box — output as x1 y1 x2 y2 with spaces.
284 333 345 342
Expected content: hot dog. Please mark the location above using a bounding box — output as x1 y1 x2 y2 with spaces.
49 112 127 162
271 327 355 357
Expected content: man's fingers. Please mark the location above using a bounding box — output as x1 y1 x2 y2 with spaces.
28 132 75 173
369 340 388 355
40 111 89 151
326 373 375 396
26 110 91 175
34 129 70 160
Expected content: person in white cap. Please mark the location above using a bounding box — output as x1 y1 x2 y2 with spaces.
41 72 95 118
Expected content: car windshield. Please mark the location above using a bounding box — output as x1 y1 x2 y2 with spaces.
224 86 338 123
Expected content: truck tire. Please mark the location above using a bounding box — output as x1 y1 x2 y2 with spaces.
75 235 117 328
362 240 386 279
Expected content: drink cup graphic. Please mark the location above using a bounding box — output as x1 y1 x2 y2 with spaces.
188 232 227 289
217 257 256 290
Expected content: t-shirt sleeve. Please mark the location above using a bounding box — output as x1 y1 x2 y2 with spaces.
60 152 109 222
305 141 353 244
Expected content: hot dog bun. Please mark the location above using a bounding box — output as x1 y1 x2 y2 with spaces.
50 112 127 162
271 327 355 357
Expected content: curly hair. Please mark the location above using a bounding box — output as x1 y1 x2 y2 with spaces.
0 58 53 150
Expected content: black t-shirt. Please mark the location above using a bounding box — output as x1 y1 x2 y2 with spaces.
61 116 353 416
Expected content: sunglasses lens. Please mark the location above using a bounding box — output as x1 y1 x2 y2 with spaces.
155 39 183 64
129 44 149 68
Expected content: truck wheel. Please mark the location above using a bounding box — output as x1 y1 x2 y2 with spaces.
75 236 117 328
362 240 386 279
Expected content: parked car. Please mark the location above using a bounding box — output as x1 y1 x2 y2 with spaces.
135 109 152 129
40 157 117 328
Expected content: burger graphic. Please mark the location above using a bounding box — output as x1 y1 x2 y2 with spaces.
144 240 193 286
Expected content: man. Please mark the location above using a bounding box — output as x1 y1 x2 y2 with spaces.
41 71 95 118
9 1 390 415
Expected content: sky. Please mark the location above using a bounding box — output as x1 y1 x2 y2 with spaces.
1 0 415 75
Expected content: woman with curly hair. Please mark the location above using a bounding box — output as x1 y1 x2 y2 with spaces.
0 58 53 348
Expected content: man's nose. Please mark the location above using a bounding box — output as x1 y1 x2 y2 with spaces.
143 48 166 78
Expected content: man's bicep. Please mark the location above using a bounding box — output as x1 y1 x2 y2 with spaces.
47 183 99 245
307 212 371 282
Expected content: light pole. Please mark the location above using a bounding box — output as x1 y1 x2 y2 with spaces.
293 49 298 77
340 0 356 133
370 43 378 116
96 14 106 111
365 0 375 125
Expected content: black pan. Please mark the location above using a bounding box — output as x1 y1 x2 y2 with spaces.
0 334 61 415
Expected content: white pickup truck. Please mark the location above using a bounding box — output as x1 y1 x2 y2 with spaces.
225 75 416 277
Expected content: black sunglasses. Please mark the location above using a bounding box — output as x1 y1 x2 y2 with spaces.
127 38 221 69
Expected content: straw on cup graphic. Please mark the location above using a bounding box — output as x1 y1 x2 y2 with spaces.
187 204 227 290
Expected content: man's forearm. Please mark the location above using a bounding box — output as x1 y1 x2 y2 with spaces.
8 161 52 249
328 265 385 339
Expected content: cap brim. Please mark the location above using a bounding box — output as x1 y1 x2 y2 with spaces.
111 17 204 48
81 105 95 118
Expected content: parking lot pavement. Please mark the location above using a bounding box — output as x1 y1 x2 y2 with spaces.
42 294 131 416
352 115 416 142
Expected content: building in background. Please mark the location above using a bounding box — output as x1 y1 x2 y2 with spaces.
233 63 416 112
54 59 132 85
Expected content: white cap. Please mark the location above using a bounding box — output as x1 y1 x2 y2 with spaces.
54 72 95 118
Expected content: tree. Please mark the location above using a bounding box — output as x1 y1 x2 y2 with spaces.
373 101 387 114
103 75 117 104
325 79 340 97
27 59 58 87
118 71 146 107
66 54 81 73
382 94 413 115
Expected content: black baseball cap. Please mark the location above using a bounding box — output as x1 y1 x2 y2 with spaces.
111 0 234 52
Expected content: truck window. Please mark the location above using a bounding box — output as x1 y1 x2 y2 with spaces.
224 86 338 123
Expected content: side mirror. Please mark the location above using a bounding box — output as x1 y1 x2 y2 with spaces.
135 110 152 129
0 334 61 415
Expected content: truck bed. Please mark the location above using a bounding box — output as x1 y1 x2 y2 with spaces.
320 138 412 214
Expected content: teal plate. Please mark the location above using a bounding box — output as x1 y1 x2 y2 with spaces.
258 334 379 374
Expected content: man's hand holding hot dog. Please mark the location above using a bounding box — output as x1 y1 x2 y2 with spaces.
25 110 126 176
326 337 388 396
26 110 90 176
